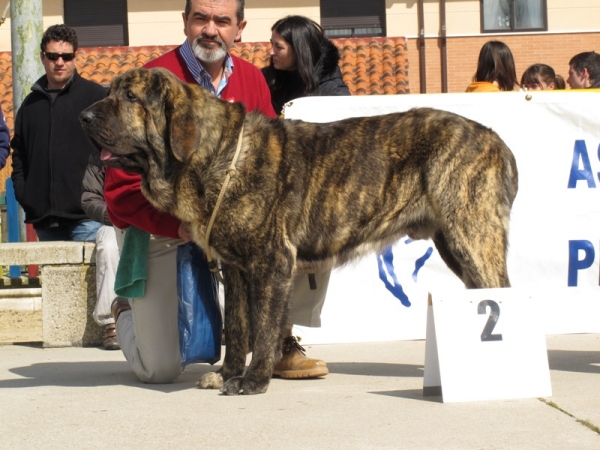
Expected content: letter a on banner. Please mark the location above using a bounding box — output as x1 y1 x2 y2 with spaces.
423 289 552 403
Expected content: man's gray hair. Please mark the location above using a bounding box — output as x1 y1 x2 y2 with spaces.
184 0 245 24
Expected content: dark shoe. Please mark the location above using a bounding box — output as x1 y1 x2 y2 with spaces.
273 336 329 379
110 297 131 322
102 323 120 350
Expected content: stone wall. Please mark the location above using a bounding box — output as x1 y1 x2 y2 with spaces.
0 241 103 347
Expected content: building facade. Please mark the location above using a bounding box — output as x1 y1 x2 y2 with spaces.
0 1 598 93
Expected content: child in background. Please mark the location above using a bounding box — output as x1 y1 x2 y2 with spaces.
521 63 565 90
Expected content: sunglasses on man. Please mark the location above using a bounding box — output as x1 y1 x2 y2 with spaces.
43 52 76 62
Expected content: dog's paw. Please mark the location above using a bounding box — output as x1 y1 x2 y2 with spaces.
221 376 270 395
240 378 270 395
221 376 244 395
196 372 223 390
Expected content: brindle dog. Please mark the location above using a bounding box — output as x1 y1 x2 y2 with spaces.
80 67 518 395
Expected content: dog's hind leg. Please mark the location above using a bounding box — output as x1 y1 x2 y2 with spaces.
433 156 514 289
436 220 511 289
221 248 294 395
432 231 464 281
464 232 511 288
197 264 250 390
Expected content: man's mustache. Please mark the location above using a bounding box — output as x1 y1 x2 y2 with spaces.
194 34 226 49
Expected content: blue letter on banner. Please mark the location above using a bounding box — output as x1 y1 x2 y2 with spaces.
377 246 411 307
567 240 595 286
567 140 596 188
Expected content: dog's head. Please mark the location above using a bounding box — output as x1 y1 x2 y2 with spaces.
79 67 222 174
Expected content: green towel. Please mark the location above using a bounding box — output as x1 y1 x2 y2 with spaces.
114 226 150 299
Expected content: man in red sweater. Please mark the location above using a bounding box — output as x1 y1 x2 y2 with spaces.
105 0 328 383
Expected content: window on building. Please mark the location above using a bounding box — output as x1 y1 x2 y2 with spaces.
64 0 128 47
481 0 547 32
320 0 386 38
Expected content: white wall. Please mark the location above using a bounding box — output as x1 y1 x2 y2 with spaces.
0 1 598 52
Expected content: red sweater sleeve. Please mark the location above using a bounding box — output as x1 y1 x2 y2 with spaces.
104 167 181 239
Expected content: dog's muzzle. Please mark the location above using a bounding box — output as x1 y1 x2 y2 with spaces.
79 108 97 127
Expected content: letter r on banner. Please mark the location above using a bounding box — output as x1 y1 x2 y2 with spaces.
567 240 595 286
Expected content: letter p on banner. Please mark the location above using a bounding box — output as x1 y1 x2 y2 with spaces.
567 240 595 287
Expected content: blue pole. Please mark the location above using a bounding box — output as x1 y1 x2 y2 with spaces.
8 1 44 280
5 178 22 277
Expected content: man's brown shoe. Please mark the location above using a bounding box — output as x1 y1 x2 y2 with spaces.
102 323 120 350
110 297 131 322
273 336 329 379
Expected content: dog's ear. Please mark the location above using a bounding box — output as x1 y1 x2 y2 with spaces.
165 80 201 163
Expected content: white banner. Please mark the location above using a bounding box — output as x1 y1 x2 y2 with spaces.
284 91 600 344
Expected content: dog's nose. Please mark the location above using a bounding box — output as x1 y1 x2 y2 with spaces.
79 109 96 125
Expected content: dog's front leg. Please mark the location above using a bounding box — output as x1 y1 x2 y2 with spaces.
197 264 250 390
221 255 293 395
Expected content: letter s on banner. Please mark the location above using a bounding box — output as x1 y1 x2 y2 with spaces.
567 140 596 188
567 240 595 286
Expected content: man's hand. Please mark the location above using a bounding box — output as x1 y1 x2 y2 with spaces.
178 222 192 242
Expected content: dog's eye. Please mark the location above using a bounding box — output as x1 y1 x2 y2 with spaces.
126 90 138 102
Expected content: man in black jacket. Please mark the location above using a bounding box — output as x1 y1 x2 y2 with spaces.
11 24 106 241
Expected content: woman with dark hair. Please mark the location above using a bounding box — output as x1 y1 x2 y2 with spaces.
261 15 350 115
260 16 350 380
466 40 519 92
521 63 565 90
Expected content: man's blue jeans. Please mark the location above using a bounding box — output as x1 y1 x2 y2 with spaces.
35 220 101 242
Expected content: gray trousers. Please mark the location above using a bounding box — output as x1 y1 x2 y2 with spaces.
92 225 119 326
115 229 329 384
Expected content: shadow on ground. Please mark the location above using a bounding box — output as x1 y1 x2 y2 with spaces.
547 349 600 374
1 359 424 391
3 348 593 394
1 360 218 392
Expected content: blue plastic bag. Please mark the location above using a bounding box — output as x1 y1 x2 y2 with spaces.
177 242 222 367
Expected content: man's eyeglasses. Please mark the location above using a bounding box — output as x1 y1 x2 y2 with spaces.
43 52 75 62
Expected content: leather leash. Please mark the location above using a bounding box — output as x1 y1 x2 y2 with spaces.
204 125 244 283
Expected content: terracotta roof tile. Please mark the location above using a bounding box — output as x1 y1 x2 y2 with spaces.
0 37 408 185
0 37 408 132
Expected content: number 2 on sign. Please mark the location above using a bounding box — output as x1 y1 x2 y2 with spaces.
478 300 503 342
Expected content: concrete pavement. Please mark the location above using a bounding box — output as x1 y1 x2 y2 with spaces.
0 334 598 449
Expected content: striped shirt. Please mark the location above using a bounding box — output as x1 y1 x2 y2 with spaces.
178 39 233 98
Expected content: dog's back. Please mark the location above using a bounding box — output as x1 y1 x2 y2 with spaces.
241 107 518 287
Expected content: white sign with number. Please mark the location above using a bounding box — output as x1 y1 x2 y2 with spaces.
423 288 552 403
